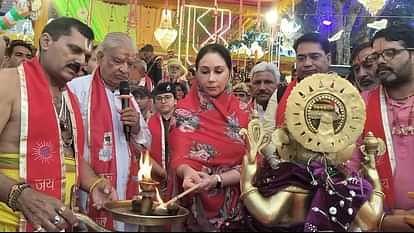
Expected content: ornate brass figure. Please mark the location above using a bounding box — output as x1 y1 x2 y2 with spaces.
240 73 385 231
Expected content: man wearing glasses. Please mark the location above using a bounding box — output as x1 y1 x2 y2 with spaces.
351 42 379 92
350 25 414 231
148 82 177 197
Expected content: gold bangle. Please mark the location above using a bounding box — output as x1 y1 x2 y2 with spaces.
240 187 258 201
378 212 387 231
7 183 31 212
89 177 105 194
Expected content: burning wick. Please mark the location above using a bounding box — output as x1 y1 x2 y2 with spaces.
138 151 153 182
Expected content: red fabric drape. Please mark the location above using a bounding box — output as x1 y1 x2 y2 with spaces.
169 82 249 219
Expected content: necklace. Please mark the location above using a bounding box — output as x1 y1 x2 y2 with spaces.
57 94 74 148
58 94 68 130
389 97 414 137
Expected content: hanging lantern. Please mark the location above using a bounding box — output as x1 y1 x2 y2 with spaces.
154 9 177 51
358 0 386 15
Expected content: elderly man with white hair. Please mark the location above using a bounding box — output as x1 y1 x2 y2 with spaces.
68 32 151 231
129 58 154 93
250 62 281 121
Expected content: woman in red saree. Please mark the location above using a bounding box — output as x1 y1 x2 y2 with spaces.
169 44 250 231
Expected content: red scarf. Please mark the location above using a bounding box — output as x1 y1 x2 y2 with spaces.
148 113 168 169
275 79 298 127
144 74 154 93
364 87 395 208
88 69 139 229
169 82 249 219
20 58 84 231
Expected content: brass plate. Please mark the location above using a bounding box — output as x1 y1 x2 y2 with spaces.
285 73 366 153
405 216 414 227
104 200 189 226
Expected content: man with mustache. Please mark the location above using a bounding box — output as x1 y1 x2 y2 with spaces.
351 42 379 92
68 32 152 231
3 40 34 68
0 17 117 232
350 25 414 231
261 33 332 160
250 62 280 121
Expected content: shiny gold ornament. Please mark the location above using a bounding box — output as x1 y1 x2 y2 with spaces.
285 73 366 153
360 131 386 167
240 74 384 230
240 117 270 163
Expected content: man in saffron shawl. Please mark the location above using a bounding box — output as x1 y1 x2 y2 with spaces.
148 82 177 196
350 25 414 231
0 17 116 232
261 33 332 167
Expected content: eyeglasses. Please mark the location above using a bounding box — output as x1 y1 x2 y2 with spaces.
155 95 174 102
367 48 414 62
233 92 248 98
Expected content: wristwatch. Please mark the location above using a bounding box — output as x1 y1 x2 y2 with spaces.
215 174 223 189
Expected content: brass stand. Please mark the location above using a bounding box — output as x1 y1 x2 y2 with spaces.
103 200 189 232
102 178 189 232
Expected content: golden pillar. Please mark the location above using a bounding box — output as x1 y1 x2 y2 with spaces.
34 0 50 48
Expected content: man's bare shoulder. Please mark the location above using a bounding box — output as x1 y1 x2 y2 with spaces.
0 68 19 99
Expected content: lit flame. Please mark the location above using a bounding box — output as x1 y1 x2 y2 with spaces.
138 151 153 181
155 187 165 204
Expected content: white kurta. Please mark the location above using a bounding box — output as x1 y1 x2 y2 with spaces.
68 75 152 231
255 103 266 122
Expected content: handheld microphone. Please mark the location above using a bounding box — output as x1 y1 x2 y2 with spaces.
119 81 131 141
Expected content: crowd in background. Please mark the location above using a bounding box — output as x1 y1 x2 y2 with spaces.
0 16 413 232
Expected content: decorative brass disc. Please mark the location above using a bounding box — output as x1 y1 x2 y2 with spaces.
285 73 366 153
